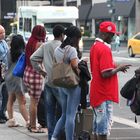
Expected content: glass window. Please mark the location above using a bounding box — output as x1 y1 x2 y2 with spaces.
19 18 23 30
23 18 32 32
134 34 140 40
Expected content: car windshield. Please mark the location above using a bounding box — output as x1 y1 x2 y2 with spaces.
44 23 73 34
134 34 140 40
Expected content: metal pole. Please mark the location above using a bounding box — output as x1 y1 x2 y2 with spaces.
51 0 53 5
107 0 115 22
64 0 67 6
111 0 115 22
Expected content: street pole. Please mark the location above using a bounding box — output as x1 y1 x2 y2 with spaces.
50 0 53 5
77 0 81 7
64 0 67 6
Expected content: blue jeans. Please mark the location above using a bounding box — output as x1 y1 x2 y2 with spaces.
93 101 113 135
44 84 62 140
0 82 8 119
52 85 81 140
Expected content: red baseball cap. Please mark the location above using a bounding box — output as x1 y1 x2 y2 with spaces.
99 21 118 34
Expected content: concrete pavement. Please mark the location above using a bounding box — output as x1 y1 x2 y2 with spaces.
0 110 140 140
0 112 48 140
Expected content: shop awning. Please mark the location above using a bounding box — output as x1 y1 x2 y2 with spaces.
79 4 92 20
89 0 135 19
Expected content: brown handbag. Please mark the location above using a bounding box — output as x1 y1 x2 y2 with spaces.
52 47 79 88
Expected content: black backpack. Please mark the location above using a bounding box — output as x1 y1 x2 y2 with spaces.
129 69 140 116
130 84 140 115
120 76 138 100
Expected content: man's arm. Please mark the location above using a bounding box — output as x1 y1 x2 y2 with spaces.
30 44 47 77
101 64 131 78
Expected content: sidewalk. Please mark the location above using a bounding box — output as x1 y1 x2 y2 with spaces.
1 111 140 140
0 112 48 140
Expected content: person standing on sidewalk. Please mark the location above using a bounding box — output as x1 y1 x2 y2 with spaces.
0 25 9 123
23 25 46 133
5 34 29 127
51 26 81 140
30 25 65 140
115 33 120 52
90 21 131 140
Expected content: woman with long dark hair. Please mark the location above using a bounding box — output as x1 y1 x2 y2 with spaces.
23 25 46 133
51 26 81 140
5 34 29 127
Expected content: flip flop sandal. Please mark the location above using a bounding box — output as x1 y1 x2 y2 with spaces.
29 128 46 133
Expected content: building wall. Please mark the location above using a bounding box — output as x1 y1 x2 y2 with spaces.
0 0 16 35
128 17 135 39
135 0 140 32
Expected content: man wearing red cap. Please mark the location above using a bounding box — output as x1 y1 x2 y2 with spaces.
90 21 131 140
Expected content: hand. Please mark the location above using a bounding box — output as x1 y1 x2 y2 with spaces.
81 57 88 62
40 70 47 78
117 64 131 73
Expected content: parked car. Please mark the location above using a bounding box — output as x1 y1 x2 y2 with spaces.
128 32 140 57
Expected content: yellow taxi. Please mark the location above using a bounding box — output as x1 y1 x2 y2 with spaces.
128 32 140 57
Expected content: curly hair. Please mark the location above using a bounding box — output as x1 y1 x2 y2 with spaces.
10 34 25 63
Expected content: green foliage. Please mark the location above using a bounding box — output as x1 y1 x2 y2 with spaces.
83 30 91 37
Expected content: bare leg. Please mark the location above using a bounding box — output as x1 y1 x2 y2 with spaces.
29 96 38 129
7 93 16 119
16 93 29 123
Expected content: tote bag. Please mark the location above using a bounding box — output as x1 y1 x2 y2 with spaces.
52 46 79 88
12 53 26 77
52 61 79 88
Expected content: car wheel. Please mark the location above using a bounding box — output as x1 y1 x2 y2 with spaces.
128 47 135 57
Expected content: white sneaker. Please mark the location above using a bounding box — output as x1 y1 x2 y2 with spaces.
6 118 21 127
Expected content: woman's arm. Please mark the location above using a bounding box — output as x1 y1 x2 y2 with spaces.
70 58 80 76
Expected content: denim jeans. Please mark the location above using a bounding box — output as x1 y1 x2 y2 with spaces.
52 85 81 140
44 84 62 140
93 101 113 135
0 82 8 119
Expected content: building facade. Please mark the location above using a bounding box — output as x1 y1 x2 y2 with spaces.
0 0 140 39
0 0 16 35
67 0 139 40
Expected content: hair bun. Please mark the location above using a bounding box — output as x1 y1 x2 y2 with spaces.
65 26 81 38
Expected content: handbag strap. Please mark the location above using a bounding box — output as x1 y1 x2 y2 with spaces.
53 45 71 63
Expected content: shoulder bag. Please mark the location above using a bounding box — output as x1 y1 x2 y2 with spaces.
52 47 79 88
12 52 26 78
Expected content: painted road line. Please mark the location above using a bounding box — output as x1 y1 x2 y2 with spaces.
109 137 140 140
113 116 140 129
114 56 140 62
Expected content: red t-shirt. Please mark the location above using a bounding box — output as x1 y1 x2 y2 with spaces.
90 39 119 107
